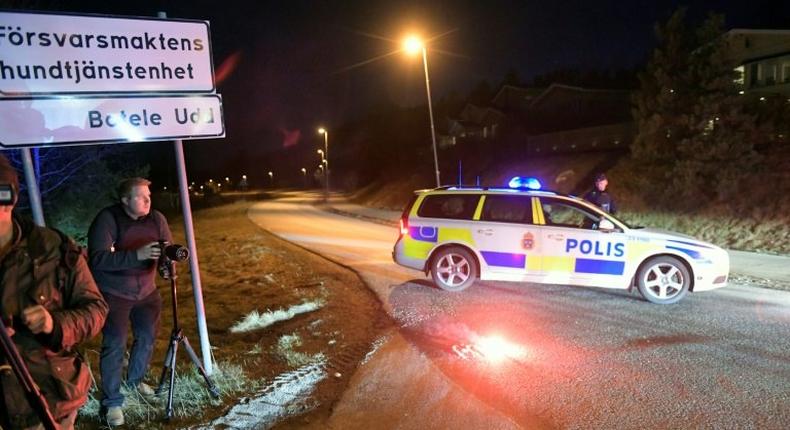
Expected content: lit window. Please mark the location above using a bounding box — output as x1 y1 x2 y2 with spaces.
734 66 745 85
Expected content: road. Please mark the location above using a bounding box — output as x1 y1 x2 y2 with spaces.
248 192 790 429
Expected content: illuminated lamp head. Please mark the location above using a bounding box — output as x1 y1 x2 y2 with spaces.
508 176 541 190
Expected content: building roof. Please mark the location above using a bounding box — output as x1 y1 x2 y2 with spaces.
722 29 790 64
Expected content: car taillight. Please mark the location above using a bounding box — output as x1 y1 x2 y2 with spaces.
399 218 409 237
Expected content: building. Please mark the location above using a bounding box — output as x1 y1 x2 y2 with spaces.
443 84 634 154
724 29 790 94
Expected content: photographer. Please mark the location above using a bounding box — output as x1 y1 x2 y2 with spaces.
0 154 108 430
87 178 172 427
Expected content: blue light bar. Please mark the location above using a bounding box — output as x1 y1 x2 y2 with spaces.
508 176 542 190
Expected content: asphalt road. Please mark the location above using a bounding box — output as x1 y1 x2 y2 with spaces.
248 192 790 430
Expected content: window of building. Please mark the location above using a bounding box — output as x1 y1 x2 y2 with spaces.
418 194 480 220
734 65 745 85
766 64 778 86
749 63 759 87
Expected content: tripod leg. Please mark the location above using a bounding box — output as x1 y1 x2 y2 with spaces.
181 336 220 398
156 331 177 395
165 340 179 420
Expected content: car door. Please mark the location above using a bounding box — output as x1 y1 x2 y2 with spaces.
471 194 542 282
535 196 628 288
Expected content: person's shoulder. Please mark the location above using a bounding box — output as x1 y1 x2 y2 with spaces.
151 209 168 220
26 224 68 260
94 204 121 219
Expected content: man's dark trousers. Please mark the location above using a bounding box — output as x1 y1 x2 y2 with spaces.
99 290 162 408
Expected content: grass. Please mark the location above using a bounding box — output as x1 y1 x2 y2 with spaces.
229 300 326 334
617 211 790 255
79 361 263 428
274 333 327 368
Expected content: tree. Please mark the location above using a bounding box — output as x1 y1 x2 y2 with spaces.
6 146 149 242
631 9 771 208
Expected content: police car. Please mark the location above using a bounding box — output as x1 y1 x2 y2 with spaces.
392 177 729 304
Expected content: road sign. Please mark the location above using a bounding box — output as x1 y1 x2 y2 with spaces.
0 10 214 95
0 94 224 147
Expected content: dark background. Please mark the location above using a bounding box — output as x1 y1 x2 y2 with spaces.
3 0 789 186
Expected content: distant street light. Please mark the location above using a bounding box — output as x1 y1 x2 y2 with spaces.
300 167 307 188
318 127 330 200
403 35 441 187
268 171 274 187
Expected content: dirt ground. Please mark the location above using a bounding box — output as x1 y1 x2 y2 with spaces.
76 197 392 429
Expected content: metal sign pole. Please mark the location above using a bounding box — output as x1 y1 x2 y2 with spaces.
173 139 213 374
158 10 213 375
20 148 45 227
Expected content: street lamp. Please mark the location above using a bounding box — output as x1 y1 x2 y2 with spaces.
404 35 441 187
267 171 273 187
318 127 330 200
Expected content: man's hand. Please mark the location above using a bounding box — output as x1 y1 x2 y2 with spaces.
22 305 53 335
2 318 14 337
136 241 162 261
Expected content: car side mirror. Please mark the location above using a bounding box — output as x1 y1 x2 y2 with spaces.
599 219 616 231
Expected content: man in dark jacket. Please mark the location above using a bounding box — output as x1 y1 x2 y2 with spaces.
88 178 172 426
0 154 108 430
583 173 617 214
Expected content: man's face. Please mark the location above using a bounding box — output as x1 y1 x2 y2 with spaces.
122 185 151 218
595 179 608 192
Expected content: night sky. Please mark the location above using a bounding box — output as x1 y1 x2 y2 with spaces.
3 0 789 181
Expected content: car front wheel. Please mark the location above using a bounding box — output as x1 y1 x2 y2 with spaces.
636 256 691 304
430 246 477 292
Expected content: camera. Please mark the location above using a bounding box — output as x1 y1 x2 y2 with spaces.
157 241 189 280
157 241 189 262
0 184 14 206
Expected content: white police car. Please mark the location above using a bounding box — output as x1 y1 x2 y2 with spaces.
392 177 729 304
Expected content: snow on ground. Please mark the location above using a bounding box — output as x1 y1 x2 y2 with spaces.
191 357 328 430
229 300 325 333
361 335 391 365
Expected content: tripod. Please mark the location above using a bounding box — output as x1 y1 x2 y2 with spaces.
156 259 219 420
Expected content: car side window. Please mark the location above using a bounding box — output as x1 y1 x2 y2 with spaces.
539 197 602 230
480 195 533 224
418 194 480 220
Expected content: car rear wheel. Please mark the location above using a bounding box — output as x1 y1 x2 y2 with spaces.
636 256 690 304
430 246 477 292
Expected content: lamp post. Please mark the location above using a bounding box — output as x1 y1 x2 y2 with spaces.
404 35 440 187
268 171 274 187
318 128 330 200
300 167 307 188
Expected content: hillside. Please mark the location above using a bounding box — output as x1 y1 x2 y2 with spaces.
348 148 790 255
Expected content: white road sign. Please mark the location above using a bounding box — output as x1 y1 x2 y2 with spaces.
0 94 224 147
0 10 214 95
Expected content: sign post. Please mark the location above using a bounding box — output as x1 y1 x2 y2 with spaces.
0 10 223 374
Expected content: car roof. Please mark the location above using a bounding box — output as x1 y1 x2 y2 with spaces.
414 186 570 198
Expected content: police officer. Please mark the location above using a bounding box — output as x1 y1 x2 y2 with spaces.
583 173 617 214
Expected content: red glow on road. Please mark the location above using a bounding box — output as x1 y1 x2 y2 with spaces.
472 334 528 364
